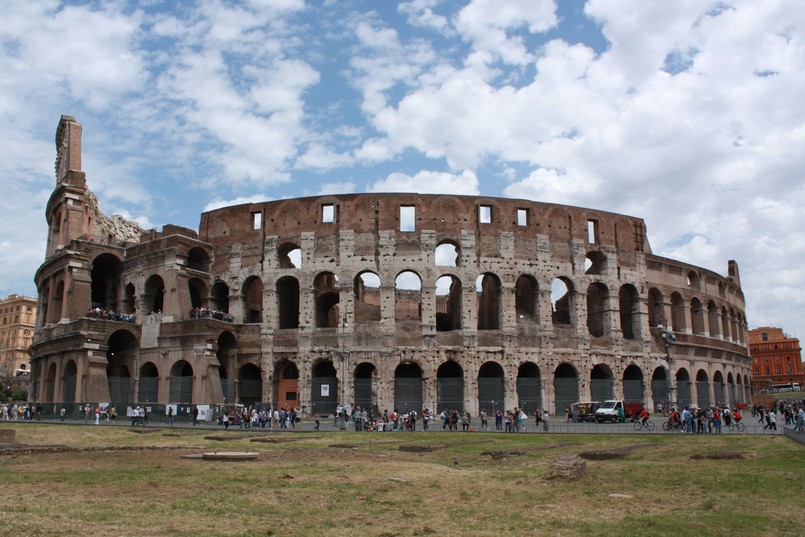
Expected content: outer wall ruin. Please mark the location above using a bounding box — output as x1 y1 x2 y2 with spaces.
29 116 752 416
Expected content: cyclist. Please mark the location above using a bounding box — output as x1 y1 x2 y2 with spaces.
639 407 650 426
668 407 681 428
723 406 732 427
733 408 743 425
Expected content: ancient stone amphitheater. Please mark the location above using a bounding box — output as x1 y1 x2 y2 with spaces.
29 116 752 417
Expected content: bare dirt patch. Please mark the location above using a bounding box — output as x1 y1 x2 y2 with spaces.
545 454 587 480
398 444 449 452
690 451 745 460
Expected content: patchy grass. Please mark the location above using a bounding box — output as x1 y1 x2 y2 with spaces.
1 424 803 536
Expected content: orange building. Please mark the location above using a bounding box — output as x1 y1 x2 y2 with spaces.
0 294 37 376
748 327 804 392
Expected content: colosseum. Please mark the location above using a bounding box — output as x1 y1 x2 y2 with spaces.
29 115 752 417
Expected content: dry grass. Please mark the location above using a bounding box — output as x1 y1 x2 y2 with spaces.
1 423 803 536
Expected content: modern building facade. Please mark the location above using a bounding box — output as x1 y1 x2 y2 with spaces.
0 294 37 376
29 116 753 414
748 327 804 392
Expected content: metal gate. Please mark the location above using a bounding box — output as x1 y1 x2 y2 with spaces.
696 381 710 408
728 383 736 406
554 377 579 415
437 377 464 413
651 380 669 407
713 383 725 406
394 377 422 413
311 376 339 415
591 378 614 402
623 379 643 404
108 376 133 405
170 377 193 404
64 374 77 403
354 378 375 414
677 381 692 408
478 376 504 415
516 377 542 414
220 379 236 404
138 377 158 403
239 379 262 404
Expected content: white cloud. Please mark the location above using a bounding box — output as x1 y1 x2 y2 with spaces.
203 195 273 212
367 170 479 195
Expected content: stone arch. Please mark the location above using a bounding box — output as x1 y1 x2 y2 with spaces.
91 253 124 311
107 329 137 404
144 275 165 314
217 331 238 402
553 363 579 415
712 370 725 406
435 240 460 267
551 277 575 326
238 363 262 405
590 363 614 401
478 362 504 415
619 284 640 339
686 270 700 289
647 287 665 328
515 274 539 320
690 297 706 335
278 242 302 269
45 362 57 403
695 369 710 408
671 292 687 333
169 360 194 404
721 306 730 340
123 283 136 314
187 247 211 272
435 274 462 331
274 360 299 410
676 368 692 408
354 362 377 414
707 300 720 338
242 276 263 323
622 364 644 408
516 362 542 414
476 273 502 330
585 251 607 275
394 361 423 413
437 360 464 414
586 282 610 337
276 276 300 329
311 360 338 415
354 271 381 322
139 362 159 403
395 270 422 321
210 281 230 313
650 366 669 408
314 272 339 328
51 280 65 323
63 359 77 403
188 277 208 311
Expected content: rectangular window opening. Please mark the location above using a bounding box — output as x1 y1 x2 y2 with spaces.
322 204 334 223
587 219 599 243
479 205 492 224
400 206 416 232
517 208 528 226
252 212 262 230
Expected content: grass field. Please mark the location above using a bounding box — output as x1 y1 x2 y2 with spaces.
1 423 803 537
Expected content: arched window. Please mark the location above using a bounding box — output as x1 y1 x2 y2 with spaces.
586 282 609 337
619 284 640 339
551 277 574 326
314 272 339 328
436 275 462 331
354 271 381 322
277 276 300 329
476 273 501 330
395 271 422 320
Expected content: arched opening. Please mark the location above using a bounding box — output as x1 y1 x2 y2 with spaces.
51 280 65 323
707 301 720 338
107 330 137 404
139 362 159 403
686 270 700 289
553 363 579 415
169 360 193 404
712 371 725 406
727 372 736 406
188 278 208 311
515 275 538 320
478 362 504 416
354 271 381 322
394 362 423 413
63 359 77 403
721 306 731 341
647 288 664 328
274 361 299 410
395 271 422 321
516 362 542 414
314 272 339 328
590 364 614 401
587 282 610 337
619 284 640 339
435 241 459 267
217 331 237 402
278 242 302 269
354 363 377 414
91 253 123 311
622 365 644 409
676 368 692 408
435 275 462 331
436 361 464 414
123 283 136 314
584 251 607 275
651 367 669 408
187 247 211 272
238 364 262 405
671 292 687 333
144 275 165 314
551 277 574 325
695 369 710 408
45 363 57 403
476 273 501 330
243 276 263 323
276 276 300 329
311 360 338 416
210 281 230 314
691 297 706 335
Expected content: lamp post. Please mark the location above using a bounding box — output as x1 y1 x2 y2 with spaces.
658 324 676 409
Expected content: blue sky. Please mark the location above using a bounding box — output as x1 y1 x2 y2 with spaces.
1 0 804 339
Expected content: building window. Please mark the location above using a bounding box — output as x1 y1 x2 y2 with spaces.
479 205 492 224
400 206 415 232
587 220 599 243
252 212 262 230
761 332 768 341
776 366 781 375
765 367 770 375
787 365 792 374
322 204 334 223
517 208 528 226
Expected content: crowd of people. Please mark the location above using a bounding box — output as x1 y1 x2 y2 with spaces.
190 307 233 322
751 400 804 432
0 402 43 421
85 307 135 323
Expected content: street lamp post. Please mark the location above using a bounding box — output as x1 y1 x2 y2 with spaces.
659 324 676 409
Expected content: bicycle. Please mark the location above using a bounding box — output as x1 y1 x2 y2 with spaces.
661 419 683 432
727 420 745 433
633 419 655 431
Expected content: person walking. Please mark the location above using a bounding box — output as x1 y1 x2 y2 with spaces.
192 405 199 426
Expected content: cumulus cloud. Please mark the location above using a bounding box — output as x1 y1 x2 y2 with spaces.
367 170 479 195
203 195 273 212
